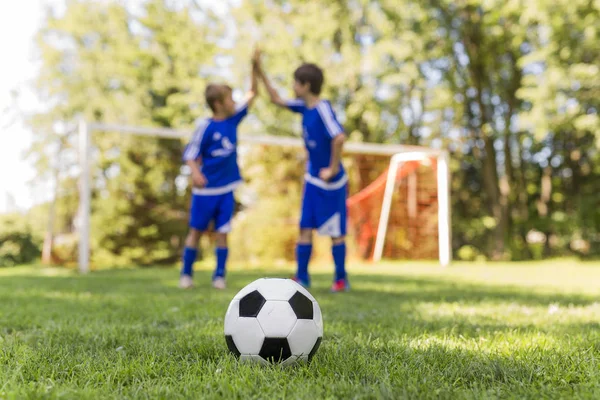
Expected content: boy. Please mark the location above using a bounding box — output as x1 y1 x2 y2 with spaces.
179 51 259 290
256 55 349 292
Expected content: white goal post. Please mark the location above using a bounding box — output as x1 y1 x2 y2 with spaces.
372 151 451 265
77 120 451 273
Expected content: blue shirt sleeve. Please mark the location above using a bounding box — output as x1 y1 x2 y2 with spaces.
228 101 249 126
285 99 307 114
183 119 210 161
316 100 344 138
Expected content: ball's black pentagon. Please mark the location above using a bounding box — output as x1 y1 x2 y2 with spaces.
225 335 240 357
288 291 313 319
308 337 322 361
239 290 266 317
258 338 292 363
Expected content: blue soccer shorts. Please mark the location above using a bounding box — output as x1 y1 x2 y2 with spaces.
188 191 234 233
300 179 348 237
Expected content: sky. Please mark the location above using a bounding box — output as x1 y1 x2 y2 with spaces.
0 0 64 214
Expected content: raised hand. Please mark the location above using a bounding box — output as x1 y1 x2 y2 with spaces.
252 47 262 73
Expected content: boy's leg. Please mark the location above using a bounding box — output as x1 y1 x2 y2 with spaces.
314 183 349 292
212 191 235 289
179 194 215 289
333 183 349 285
330 236 349 292
212 233 228 289
180 228 201 289
296 183 316 287
295 229 313 287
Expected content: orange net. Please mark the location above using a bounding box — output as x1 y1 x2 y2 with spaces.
346 156 439 261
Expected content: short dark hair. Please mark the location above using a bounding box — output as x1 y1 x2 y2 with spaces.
205 84 232 112
293 63 324 95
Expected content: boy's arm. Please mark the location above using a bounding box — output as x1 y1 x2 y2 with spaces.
183 121 208 187
255 49 305 112
318 134 346 182
230 53 259 125
186 159 207 188
257 63 286 108
244 55 260 108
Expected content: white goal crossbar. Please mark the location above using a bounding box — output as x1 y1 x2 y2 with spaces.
77 120 451 273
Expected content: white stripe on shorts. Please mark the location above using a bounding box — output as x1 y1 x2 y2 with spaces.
304 173 348 191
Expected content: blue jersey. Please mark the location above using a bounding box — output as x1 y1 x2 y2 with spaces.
183 102 248 195
285 99 346 189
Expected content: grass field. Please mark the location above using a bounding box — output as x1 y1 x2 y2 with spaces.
1 260 599 399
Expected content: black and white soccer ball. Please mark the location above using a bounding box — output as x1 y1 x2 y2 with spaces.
224 278 323 366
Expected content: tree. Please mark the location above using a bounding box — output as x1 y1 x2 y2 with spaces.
29 0 221 266
24 0 599 265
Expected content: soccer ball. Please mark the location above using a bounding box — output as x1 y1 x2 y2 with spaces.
224 278 323 366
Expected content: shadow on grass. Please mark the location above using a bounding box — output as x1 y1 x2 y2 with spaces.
1 268 598 340
4 267 599 304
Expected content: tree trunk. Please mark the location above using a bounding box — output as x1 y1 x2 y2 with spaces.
538 165 553 257
501 78 517 258
41 140 63 265
481 136 506 259
515 132 533 259
461 5 507 259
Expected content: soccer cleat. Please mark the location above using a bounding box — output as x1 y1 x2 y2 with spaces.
212 277 226 290
179 274 194 289
330 279 350 293
292 276 310 289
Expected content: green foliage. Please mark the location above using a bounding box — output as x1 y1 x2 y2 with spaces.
24 0 600 265
29 0 221 266
0 215 42 267
456 245 485 262
230 0 600 261
230 197 299 263
229 147 304 263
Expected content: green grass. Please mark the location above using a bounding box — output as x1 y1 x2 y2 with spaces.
1 260 599 399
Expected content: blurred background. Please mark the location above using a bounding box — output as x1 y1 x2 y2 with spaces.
0 0 598 269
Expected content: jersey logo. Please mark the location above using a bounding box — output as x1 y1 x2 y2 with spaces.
211 136 235 157
213 132 222 141
222 137 233 150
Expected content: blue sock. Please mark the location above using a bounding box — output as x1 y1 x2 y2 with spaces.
296 243 312 284
181 247 198 277
332 242 347 281
214 247 228 279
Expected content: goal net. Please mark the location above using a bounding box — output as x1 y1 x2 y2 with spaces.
76 121 451 273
